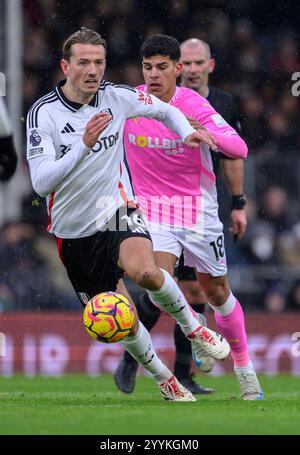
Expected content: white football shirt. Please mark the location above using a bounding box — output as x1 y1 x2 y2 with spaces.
26 80 195 238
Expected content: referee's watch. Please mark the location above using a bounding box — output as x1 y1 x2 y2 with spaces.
232 194 247 210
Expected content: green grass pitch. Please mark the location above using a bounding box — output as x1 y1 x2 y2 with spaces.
0 374 299 435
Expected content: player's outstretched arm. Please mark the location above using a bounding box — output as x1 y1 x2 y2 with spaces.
118 86 225 151
184 129 218 150
193 103 248 159
118 87 197 144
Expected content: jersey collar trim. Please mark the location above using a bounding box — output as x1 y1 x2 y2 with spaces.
170 86 180 105
55 80 98 112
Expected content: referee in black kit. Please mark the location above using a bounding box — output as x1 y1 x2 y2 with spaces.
115 38 247 395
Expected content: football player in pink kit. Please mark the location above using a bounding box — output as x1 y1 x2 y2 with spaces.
122 35 263 400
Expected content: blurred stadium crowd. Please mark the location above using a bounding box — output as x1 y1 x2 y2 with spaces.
1 0 300 313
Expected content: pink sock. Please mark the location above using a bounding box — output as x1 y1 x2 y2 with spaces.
214 297 250 367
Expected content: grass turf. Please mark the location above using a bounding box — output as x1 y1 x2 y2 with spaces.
0 374 299 435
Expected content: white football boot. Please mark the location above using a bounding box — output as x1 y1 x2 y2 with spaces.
159 375 196 402
187 323 230 363
234 363 264 400
191 314 215 373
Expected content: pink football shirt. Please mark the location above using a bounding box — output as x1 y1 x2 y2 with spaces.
124 85 247 227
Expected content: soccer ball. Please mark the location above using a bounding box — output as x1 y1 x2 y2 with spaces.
83 292 135 343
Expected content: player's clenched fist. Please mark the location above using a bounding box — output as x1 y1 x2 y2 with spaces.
83 113 112 148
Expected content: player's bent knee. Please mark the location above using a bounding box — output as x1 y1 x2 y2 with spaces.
190 287 207 302
199 275 230 306
130 266 161 289
207 286 230 306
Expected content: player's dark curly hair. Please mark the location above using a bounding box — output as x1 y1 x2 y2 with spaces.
141 34 180 61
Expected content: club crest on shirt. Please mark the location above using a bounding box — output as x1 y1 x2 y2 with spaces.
29 129 42 147
99 108 113 120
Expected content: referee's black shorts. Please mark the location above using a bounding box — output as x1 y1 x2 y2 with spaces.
55 207 151 307
175 254 198 281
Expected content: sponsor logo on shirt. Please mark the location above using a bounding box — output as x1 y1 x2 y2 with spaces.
28 147 44 157
137 91 153 105
60 144 72 157
211 114 229 127
61 123 76 133
92 132 119 153
128 133 184 155
29 129 42 147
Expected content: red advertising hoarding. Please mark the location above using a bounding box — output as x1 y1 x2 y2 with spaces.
0 312 299 376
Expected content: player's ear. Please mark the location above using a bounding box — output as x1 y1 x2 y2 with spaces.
60 59 69 77
175 61 182 78
208 58 216 74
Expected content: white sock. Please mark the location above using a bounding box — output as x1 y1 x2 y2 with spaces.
147 268 200 335
208 292 236 316
234 361 253 372
120 322 172 384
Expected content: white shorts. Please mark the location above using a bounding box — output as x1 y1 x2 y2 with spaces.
147 219 227 277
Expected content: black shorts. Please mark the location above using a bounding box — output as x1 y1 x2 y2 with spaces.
56 207 151 307
175 254 198 281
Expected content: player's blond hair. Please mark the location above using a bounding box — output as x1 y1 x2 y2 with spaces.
62 27 107 60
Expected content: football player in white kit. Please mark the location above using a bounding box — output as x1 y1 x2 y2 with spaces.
26 27 230 401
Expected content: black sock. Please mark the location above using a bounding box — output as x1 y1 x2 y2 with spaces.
123 293 161 363
173 303 206 379
195 303 206 314
136 292 161 330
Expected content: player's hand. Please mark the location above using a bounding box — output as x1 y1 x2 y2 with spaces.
185 116 206 131
83 113 112 148
184 129 218 150
230 209 247 241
